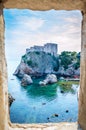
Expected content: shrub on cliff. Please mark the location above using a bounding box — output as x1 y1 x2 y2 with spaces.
59 51 80 70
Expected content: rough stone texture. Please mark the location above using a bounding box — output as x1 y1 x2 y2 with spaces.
8 93 15 106
0 7 9 130
8 122 81 130
0 0 86 130
2 0 86 11
21 74 33 86
78 12 86 130
39 74 57 86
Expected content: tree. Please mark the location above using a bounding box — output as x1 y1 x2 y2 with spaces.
59 51 79 70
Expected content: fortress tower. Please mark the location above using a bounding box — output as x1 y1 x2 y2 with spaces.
26 43 58 56
44 43 58 56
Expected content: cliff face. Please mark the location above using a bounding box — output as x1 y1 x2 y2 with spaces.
14 51 59 78
14 51 80 78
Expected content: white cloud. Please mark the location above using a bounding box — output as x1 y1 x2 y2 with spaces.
64 17 82 24
4 10 82 60
25 17 45 30
15 16 45 31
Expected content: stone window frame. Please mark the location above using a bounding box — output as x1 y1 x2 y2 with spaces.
0 0 86 130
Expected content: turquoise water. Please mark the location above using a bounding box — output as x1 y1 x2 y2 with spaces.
8 61 79 123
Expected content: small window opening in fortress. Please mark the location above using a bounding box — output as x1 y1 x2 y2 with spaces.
4 9 82 124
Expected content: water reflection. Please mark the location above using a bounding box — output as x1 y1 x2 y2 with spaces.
8 61 79 123
60 84 75 94
21 82 58 101
10 78 79 123
20 78 78 101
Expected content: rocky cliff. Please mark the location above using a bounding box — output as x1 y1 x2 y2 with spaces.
14 51 59 78
14 51 80 78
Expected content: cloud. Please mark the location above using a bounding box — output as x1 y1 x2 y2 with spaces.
16 17 45 31
4 9 82 60
64 17 81 23
27 17 45 30
9 14 45 31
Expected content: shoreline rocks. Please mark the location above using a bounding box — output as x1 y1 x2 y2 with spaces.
39 74 57 86
21 74 33 86
13 62 34 78
8 93 15 106
14 52 59 78
13 51 80 79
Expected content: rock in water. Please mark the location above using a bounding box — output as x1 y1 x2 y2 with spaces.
8 93 15 106
39 81 47 86
39 74 57 86
45 74 57 83
14 62 33 78
21 74 33 86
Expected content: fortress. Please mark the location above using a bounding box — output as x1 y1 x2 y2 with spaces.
26 43 58 56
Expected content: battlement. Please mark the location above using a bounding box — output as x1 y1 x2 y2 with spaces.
26 43 58 56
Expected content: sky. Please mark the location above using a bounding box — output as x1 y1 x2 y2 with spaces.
4 9 82 61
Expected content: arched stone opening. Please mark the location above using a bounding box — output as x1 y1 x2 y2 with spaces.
0 0 86 130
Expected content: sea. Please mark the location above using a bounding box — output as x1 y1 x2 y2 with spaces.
7 60 79 124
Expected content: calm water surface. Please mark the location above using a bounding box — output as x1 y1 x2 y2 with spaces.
7 60 79 123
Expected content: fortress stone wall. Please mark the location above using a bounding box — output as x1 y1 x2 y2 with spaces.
26 43 58 56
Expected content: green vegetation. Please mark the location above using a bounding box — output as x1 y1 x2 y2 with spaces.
57 80 79 93
73 52 80 69
47 53 51 56
53 59 59 71
58 80 79 86
53 66 59 71
35 51 40 55
27 60 33 66
22 54 26 59
22 51 80 73
59 51 80 69
22 54 26 63
27 60 38 67
73 59 80 69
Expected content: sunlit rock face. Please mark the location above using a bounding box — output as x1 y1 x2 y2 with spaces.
39 74 57 86
21 74 33 86
14 51 59 77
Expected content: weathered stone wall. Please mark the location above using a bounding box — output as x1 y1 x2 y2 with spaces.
2 0 85 11
0 6 9 130
44 43 57 56
78 11 86 130
8 122 79 130
0 0 86 130
26 43 58 56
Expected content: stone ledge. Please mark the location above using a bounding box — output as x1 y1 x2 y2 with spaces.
8 122 82 130
2 0 85 11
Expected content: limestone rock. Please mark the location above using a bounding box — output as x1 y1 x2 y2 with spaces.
60 77 64 80
21 74 33 86
74 68 80 76
14 62 33 78
8 93 15 106
57 67 65 75
65 67 75 76
39 81 47 86
39 74 57 86
14 52 59 77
